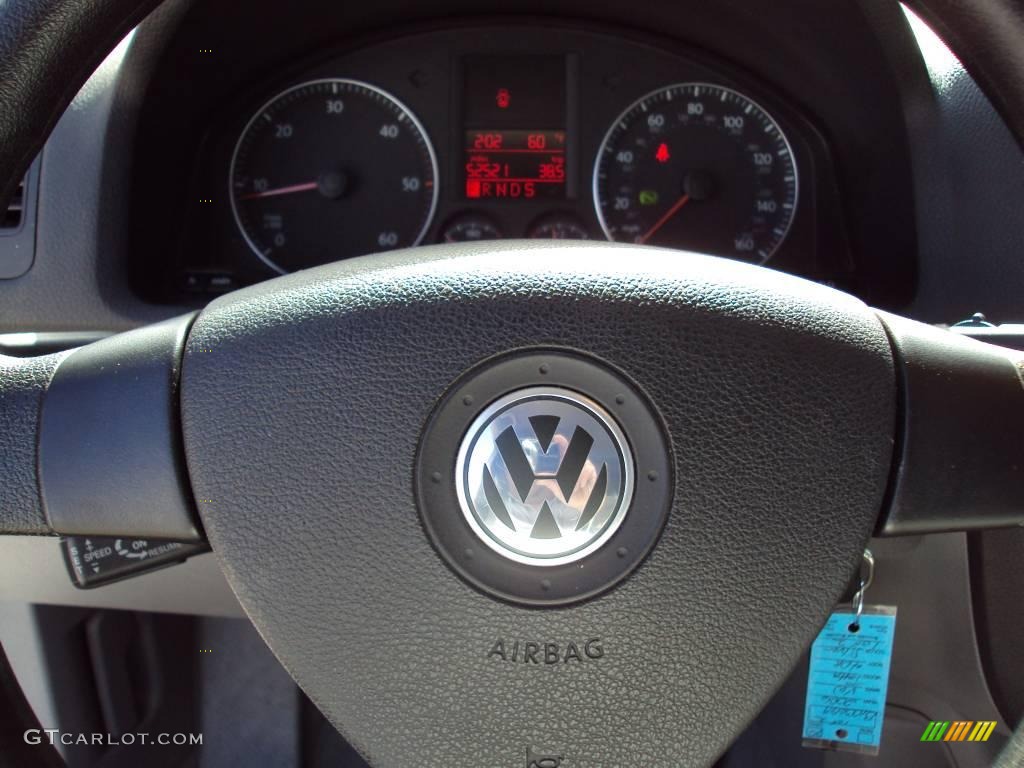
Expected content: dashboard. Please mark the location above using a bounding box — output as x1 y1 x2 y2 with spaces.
127 22 894 303
3 3 1024 764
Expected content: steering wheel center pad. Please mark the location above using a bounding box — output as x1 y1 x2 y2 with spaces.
181 242 895 767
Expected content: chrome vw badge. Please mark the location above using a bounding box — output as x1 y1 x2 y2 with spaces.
455 387 634 566
418 352 670 603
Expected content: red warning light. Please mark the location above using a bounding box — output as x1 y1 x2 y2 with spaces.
496 88 511 109
655 143 671 163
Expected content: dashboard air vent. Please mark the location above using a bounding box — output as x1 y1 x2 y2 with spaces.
1 177 25 230
0 157 40 278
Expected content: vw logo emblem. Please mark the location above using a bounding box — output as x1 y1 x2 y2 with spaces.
455 387 634 566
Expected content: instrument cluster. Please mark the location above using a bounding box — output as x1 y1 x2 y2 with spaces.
167 25 851 295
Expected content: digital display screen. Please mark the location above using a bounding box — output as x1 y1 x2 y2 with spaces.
462 55 568 200
464 129 566 199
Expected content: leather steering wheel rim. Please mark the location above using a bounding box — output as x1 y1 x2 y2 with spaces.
0 2 1023 766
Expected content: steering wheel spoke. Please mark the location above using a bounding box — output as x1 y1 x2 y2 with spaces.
0 313 202 541
876 311 1024 534
0 351 65 534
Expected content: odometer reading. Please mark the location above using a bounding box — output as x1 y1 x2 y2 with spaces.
230 79 438 274
464 129 567 199
593 83 798 263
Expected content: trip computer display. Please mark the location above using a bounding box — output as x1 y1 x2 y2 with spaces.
464 129 566 200
462 55 569 200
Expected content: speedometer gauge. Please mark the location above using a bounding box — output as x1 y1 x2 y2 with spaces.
593 83 798 264
230 79 438 274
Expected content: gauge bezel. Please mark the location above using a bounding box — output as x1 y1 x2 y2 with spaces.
591 82 799 264
228 77 440 274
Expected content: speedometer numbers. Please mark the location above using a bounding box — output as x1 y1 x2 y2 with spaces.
230 77 796 272
593 83 798 264
230 79 438 274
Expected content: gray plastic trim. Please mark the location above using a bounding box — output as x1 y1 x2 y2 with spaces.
0 536 243 617
0 156 41 279
0 330 113 357
0 5 193 333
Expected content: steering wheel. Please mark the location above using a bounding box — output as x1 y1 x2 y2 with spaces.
1 2 1023 766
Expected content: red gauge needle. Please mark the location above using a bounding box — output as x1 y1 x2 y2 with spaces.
239 181 319 201
638 193 690 245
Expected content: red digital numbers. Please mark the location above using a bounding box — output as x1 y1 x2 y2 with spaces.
538 156 565 181
472 132 503 150
466 180 536 199
465 160 507 179
464 129 566 199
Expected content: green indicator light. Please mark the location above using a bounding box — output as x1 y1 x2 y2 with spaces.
639 190 659 206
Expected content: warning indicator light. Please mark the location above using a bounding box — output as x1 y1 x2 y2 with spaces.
655 143 671 163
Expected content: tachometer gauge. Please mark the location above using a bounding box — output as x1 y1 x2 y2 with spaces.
593 83 797 264
230 79 438 273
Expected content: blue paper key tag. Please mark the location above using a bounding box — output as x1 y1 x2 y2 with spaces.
802 606 897 756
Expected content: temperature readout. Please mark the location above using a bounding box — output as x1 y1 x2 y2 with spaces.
464 129 566 199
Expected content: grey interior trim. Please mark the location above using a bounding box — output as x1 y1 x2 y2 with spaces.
1 534 1009 764
0 4 192 334
870 534 1010 759
0 604 66 760
0 156 41 280
0 331 112 357
951 323 1024 336
0 537 243 618
950 324 1024 351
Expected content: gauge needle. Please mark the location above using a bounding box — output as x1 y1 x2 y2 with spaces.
638 193 690 245
239 181 319 201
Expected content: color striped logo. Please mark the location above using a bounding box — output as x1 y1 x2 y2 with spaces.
921 721 997 742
